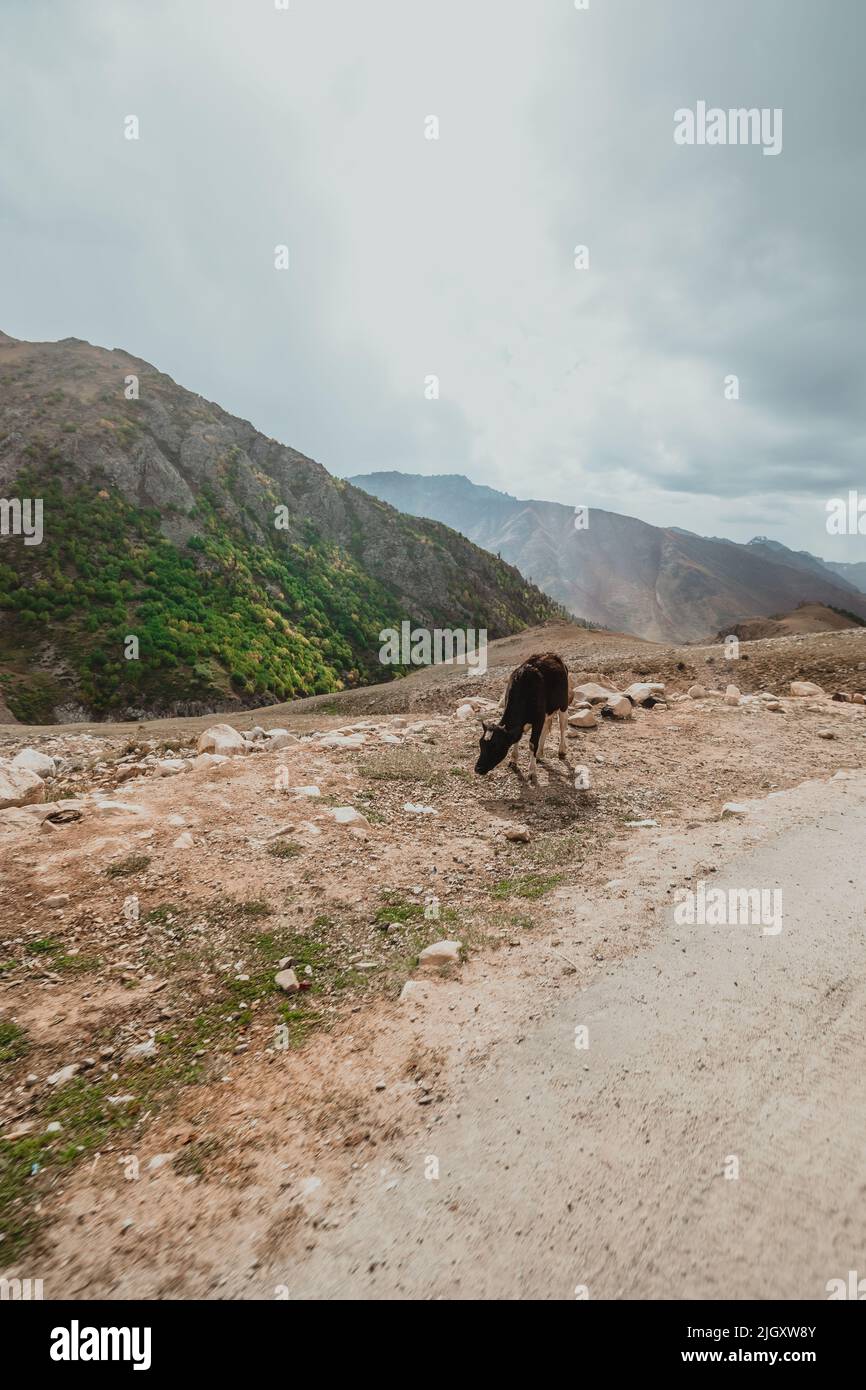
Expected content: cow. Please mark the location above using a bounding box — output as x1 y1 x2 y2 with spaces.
474 652 572 782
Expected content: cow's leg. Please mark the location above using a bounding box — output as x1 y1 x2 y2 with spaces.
557 708 568 758
528 717 545 783
538 714 552 761
509 737 520 771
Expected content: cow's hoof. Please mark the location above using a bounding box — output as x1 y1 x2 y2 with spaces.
558 749 567 760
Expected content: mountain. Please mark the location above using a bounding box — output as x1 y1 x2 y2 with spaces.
824 560 866 595
714 602 865 643
348 472 866 644
0 334 564 722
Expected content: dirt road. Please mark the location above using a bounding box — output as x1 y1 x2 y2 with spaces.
286 775 866 1300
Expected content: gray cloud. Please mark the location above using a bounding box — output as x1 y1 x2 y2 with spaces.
1 0 863 561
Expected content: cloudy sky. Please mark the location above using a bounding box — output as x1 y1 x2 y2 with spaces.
2 0 864 559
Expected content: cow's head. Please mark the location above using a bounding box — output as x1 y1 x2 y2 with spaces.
475 720 511 775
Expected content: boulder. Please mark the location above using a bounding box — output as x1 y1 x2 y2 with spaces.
418 940 462 968
265 731 296 749
0 762 45 809
155 758 190 776
573 682 619 705
601 695 633 720
318 733 366 748
724 685 741 706
196 724 247 756
330 806 368 825
790 681 825 698
688 684 707 699
275 968 300 994
192 752 229 769
11 748 56 778
567 708 598 729
622 682 665 705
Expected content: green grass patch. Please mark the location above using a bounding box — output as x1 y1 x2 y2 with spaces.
105 853 151 878
491 872 565 900
0 1020 29 1064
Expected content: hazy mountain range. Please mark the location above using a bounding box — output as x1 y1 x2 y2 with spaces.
349 472 866 644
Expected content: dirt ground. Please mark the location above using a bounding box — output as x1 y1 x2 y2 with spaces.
1 622 865 1297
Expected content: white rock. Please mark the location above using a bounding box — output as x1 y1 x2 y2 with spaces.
455 703 475 720
265 731 296 749
196 723 248 756
724 685 741 706
602 695 633 720
0 763 45 809
330 806 368 825
625 819 658 828
47 1063 79 1086
318 733 366 748
275 968 300 994
568 708 598 729
172 831 194 849
721 802 749 818
622 682 665 705
404 803 437 815
688 684 707 699
573 682 619 705
192 752 229 769
127 1036 157 1058
378 733 402 745
418 939 462 967
790 681 825 698
293 785 321 798
11 748 56 778
156 758 190 776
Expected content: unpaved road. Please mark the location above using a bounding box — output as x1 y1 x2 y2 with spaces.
287 777 866 1300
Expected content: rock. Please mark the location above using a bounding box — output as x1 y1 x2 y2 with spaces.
11 748 56 778
721 803 749 818
764 701 784 712
622 682 665 705
196 724 248 757
688 685 707 699
45 1121 62 1134
172 831 194 849
418 939 462 967
330 806 368 825
192 752 229 769
127 1036 157 1058
790 681 825 698
265 732 296 749
3 1122 34 1141
573 682 619 705
724 685 741 706
275 968 300 994
817 728 838 741
94 800 150 817
455 703 475 720
567 708 598 729
47 1063 79 1086
504 826 530 842
155 758 190 776
0 763 46 809
853 693 866 705
293 785 321 797
247 726 267 740
601 695 633 720
404 803 437 815
625 819 659 828
318 732 366 748
44 893 70 908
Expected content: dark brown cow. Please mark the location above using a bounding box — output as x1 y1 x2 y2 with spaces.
474 652 572 782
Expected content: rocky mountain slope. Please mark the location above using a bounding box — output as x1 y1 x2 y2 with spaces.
0 333 564 722
349 472 866 644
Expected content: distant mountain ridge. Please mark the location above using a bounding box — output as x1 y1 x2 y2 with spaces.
348 472 866 644
0 335 563 721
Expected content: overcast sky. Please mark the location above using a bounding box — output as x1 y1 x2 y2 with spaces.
2 0 864 559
